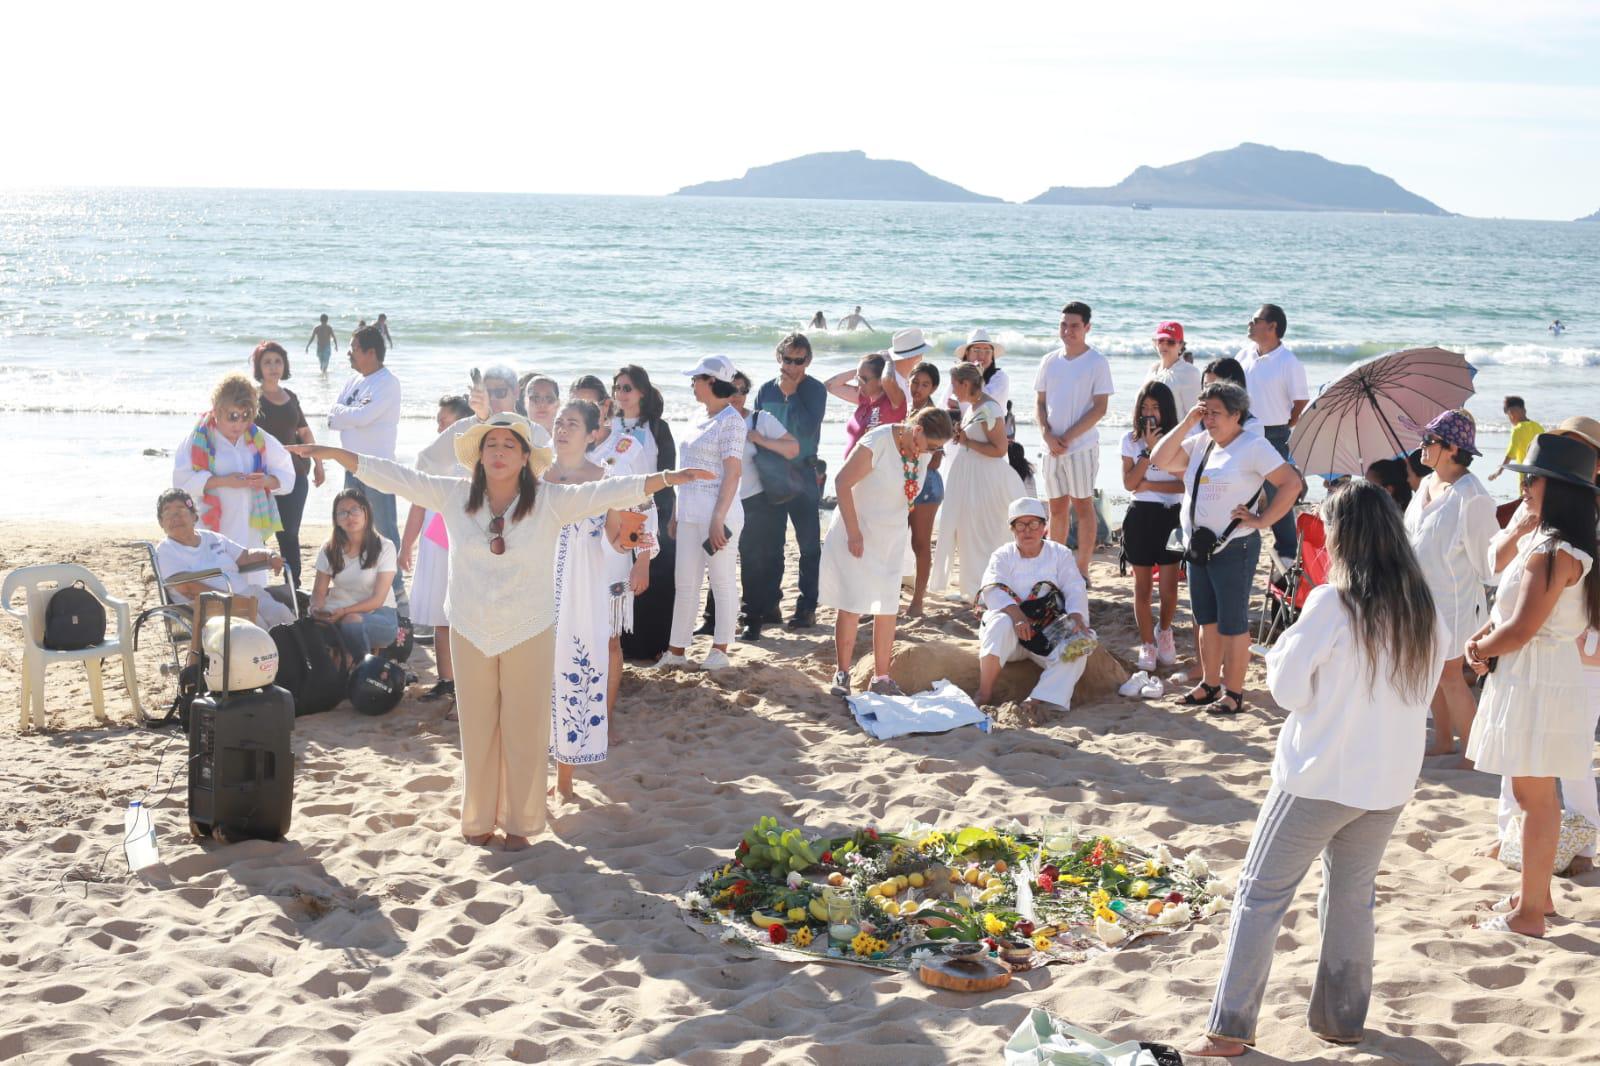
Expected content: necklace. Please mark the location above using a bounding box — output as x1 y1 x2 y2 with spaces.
895 427 920 508
545 461 592 484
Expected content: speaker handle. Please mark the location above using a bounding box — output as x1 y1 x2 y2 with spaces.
197 589 236 704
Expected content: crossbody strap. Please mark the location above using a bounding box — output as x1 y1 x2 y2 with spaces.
1190 440 1265 544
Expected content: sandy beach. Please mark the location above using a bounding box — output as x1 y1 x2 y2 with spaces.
2 518 1597 1065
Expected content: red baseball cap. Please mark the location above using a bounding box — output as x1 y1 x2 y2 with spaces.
1153 321 1184 343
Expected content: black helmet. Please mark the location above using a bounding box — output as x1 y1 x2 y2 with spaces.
348 654 406 716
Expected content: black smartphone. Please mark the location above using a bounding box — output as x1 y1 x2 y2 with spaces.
470 367 482 386
702 525 733 555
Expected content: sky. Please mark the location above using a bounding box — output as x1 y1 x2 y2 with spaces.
5 1 1598 219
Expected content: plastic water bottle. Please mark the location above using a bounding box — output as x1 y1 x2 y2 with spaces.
123 801 159 872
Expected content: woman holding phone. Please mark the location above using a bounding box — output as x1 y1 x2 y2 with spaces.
1120 381 1184 672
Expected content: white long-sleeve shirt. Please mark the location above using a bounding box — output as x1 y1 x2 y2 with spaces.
353 455 650 656
172 426 295 585
979 541 1089 622
1266 585 1449 810
1404 471 1498 646
328 367 401 459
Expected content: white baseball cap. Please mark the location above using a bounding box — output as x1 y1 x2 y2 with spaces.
683 355 738 383
1008 497 1049 524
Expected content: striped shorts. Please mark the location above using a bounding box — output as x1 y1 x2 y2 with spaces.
1041 447 1098 500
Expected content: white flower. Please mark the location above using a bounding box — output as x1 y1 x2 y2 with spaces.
1153 844 1174 868
910 948 935 963
1184 853 1210 878
1203 878 1231 899
1154 902 1192 926
1094 916 1127 945
785 871 804 889
721 930 741 943
684 891 708 909
1201 896 1230 918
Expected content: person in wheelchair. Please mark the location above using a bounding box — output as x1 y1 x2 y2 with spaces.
973 497 1092 715
154 489 294 629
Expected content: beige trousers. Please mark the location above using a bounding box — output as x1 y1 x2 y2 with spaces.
450 627 556 837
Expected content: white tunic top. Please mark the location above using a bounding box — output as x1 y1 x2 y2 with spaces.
172 426 296 586
979 541 1089 622
1266 585 1449 810
1403 472 1497 649
818 425 927 616
675 405 747 526
353 455 650 657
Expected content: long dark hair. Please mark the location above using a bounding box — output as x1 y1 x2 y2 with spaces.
326 488 382 576
1536 478 1600 629
1320 481 1438 702
464 434 538 523
1130 380 1179 439
1364 458 1413 510
1201 357 1247 389
613 365 676 470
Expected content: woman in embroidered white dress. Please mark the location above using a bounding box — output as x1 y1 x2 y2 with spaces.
1465 434 1600 939
819 407 953 697
1404 410 1498 760
932 362 1026 601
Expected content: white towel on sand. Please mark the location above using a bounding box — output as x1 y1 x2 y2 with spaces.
846 679 991 740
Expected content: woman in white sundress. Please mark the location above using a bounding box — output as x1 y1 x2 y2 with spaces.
932 362 1026 601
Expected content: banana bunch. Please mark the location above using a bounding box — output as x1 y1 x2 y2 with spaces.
740 817 821 874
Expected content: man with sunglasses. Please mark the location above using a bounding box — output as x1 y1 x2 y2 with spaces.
1238 303 1308 567
329 324 405 598
748 332 828 629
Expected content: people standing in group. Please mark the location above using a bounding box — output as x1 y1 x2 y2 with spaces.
289 414 710 849
1403 410 1498 761
173 372 295 594
657 356 747 671
973 498 1092 715
1151 383 1300 715
328 324 405 600
1147 321 1201 414
932 362 1026 602
1120 381 1184 673
906 363 944 616
311 488 400 660
1489 395 1544 485
838 306 873 331
828 328 932 456
251 341 326 587
305 314 338 376
1237 304 1308 567
1465 433 1600 938
612 365 679 660
1034 301 1115 579
399 394 475 703
1186 481 1446 1058
820 407 953 696
524 375 561 436
749 333 828 630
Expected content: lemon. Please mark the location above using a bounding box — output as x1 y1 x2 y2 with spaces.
894 875 909 890
964 868 981 885
908 872 925 888
882 900 900 917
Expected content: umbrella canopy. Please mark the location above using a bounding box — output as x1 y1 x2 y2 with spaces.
1288 347 1476 478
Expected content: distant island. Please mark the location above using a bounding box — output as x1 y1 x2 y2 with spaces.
673 150 1001 204
1028 143 1451 215
1579 208 1600 222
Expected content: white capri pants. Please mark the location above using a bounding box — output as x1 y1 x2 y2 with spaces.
979 609 1088 710
670 513 746 648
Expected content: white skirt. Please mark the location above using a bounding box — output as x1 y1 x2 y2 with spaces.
1467 636 1592 778
409 529 450 627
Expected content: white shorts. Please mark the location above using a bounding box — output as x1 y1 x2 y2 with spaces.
1042 448 1098 500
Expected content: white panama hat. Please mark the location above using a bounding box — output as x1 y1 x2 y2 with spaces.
955 327 1005 363
889 327 933 361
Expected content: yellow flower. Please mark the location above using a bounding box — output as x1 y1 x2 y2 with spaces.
1032 933 1053 951
1095 905 1119 923
851 931 885 957
792 926 814 948
1089 889 1111 910
1144 859 1163 877
1130 880 1151 900
982 912 1008 937
1113 863 1128 876
919 832 946 851
1063 874 1088 886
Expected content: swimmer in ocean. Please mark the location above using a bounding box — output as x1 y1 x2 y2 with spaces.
838 305 873 331
306 314 338 374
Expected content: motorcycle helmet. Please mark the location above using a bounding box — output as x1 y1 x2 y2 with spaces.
348 654 406 716
200 616 279 692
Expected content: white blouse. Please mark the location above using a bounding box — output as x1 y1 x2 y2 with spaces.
354 455 650 656
675 405 746 527
979 541 1090 622
1266 585 1449 810
172 426 295 585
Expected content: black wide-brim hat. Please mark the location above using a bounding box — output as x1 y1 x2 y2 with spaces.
1506 433 1600 493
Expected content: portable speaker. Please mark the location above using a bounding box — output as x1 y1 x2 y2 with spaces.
187 684 296 843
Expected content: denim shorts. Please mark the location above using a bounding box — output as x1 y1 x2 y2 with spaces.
914 468 944 506
1187 533 1261 636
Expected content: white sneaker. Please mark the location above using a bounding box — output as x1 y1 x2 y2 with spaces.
654 652 693 670
701 649 732 671
829 670 851 696
1136 644 1158 672
1155 628 1178 667
1138 675 1165 699
1118 671 1150 698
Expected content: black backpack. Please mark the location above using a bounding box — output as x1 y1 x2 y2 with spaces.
44 582 107 650
269 617 352 716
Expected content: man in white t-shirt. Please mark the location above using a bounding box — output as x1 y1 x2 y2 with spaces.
329 324 405 599
154 489 295 629
1147 321 1201 414
1237 303 1308 566
1033 301 1114 579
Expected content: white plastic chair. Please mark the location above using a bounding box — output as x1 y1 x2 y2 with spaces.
2 563 143 730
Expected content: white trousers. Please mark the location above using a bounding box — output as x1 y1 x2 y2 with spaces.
979 609 1087 710
1494 673 1600 857
670 514 745 648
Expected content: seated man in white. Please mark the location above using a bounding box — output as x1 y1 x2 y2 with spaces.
974 497 1091 714
155 488 294 628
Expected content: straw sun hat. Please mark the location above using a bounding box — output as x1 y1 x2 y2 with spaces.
454 412 555 477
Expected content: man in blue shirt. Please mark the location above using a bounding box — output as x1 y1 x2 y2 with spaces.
748 332 828 633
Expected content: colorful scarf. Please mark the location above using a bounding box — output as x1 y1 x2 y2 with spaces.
189 413 283 539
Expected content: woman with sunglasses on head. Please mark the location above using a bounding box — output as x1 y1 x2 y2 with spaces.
1403 410 1498 762
289 417 709 849
311 488 400 659
1466 434 1600 937
173 372 296 595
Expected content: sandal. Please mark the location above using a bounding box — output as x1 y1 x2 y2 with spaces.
1206 690 1246 715
1177 682 1222 706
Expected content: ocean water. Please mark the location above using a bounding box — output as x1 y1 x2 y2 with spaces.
2 187 1597 525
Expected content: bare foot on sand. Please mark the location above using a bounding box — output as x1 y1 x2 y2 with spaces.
463 832 493 846
1424 738 1456 757
1184 1036 1248 1057
906 601 924 618
503 834 531 851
